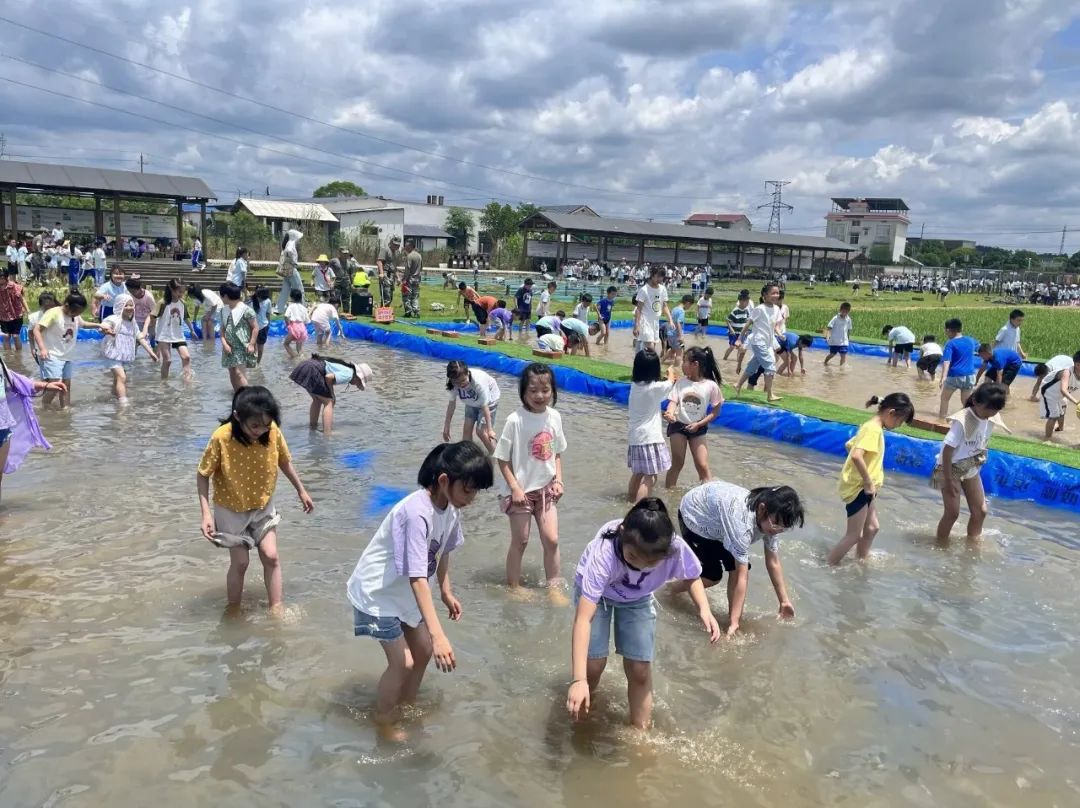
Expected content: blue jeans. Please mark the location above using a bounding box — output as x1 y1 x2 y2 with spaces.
277 270 305 312
352 607 404 642
574 586 657 662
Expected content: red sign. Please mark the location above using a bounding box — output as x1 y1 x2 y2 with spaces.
374 307 395 323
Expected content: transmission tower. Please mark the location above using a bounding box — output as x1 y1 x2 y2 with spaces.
1060 225 1068 256
757 180 793 233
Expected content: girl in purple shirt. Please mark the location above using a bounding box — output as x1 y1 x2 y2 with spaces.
567 498 720 729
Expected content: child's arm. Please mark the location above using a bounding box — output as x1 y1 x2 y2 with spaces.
798 346 806 374
497 458 527 506
632 298 642 334
735 316 753 345
442 399 456 442
278 457 314 512
79 318 102 331
552 453 564 498
848 448 875 494
726 563 750 636
938 359 951 388
975 362 987 384
685 578 721 642
136 332 158 361
1061 370 1079 406
763 548 795 619
1030 376 1042 401
245 311 258 353
409 576 456 672
196 472 216 541
479 402 496 444
567 596 599 720
436 552 461 622
32 322 49 358
689 389 723 432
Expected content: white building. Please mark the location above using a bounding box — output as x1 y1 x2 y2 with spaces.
303 195 485 254
825 198 910 262
683 213 752 231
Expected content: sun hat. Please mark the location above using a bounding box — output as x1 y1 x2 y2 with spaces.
354 362 373 390
316 254 330 262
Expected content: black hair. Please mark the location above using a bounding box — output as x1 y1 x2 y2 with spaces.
222 385 281 446
865 392 915 424
580 292 593 303
839 301 851 311
417 441 494 491
445 359 470 390
219 281 243 301
746 486 805 530
328 291 342 306
1074 350 1080 364
289 288 303 302
601 497 675 563
945 318 962 332
1034 362 1049 378
738 289 750 299
235 246 248 259
519 362 557 410
312 353 360 387
977 342 993 355
125 278 143 291
1009 308 1024 320
778 290 786 299
648 266 664 280
922 334 937 344
881 324 893 335
704 286 714 295
523 277 533 285
555 309 566 318
457 281 467 290
496 298 507 308
680 294 694 304
37 291 57 307
64 291 87 311
797 334 814 347
251 285 271 303
606 285 617 294
186 285 205 302
966 382 1007 413
281 234 290 251
759 283 777 302
684 346 722 385
163 279 183 305
632 348 662 383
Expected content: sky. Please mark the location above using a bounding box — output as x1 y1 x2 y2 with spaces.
2 0 1080 251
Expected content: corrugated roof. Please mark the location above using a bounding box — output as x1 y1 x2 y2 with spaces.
831 197 909 212
235 198 337 222
0 159 214 200
403 224 450 239
685 213 750 223
521 212 856 252
540 204 599 216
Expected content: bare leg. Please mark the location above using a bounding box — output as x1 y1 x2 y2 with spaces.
586 657 607 692
178 346 192 380
763 372 781 402
961 475 988 541
827 502 872 565
257 531 283 611
936 479 962 542
624 659 653 729
321 399 335 433
399 623 434 704
159 342 172 379
374 637 411 734
938 386 955 419
687 436 711 483
0 439 9 505
229 366 248 391
226 545 250 605
505 511 532 587
535 504 562 584
855 502 879 558
665 433 688 488
308 398 322 430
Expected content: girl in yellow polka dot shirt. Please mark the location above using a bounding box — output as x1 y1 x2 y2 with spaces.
197 386 314 613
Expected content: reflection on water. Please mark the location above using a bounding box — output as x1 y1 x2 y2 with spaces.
1 337 1079 807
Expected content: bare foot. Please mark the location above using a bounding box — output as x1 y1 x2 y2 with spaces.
375 720 408 743
547 587 570 607
268 603 286 618
506 585 536 602
767 395 783 402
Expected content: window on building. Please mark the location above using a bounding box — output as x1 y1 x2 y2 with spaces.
850 220 861 227
849 233 860 245
876 223 890 240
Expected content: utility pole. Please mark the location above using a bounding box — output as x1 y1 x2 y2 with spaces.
757 180 793 234
139 153 146 173
1060 225 1067 256
0 132 6 159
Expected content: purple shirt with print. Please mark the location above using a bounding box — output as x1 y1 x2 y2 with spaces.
575 519 702 604
392 491 463 579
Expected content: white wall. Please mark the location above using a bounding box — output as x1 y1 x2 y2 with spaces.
339 208 404 246
335 202 482 252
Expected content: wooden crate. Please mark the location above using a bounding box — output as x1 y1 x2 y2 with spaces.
477 338 496 346
911 417 948 435
532 349 562 359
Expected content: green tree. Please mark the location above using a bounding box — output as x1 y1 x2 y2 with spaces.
1067 249 1080 269
1012 249 1039 269
444 206 475 250
312 180 365 198
949 246 978 265
979 247 1012 268
868 244 893 265
229 209 272 246
481 202 524 267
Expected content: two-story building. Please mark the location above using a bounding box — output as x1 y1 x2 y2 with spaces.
684 213 753 231
824 198 910 262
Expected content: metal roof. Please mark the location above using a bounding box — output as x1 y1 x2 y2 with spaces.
831 197 909 212
685 213 750 223
235 198 337 222
0 159 214 200
403 224 450 239
521 211 856 252
540 204 599 216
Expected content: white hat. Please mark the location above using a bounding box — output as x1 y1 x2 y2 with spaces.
355 362 373 390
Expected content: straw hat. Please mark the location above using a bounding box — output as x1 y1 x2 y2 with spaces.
316 254 330 262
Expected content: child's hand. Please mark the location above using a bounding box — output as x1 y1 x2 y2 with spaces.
551 478 564 499
700 608 721 643
442 592 462 621
862 481 876 496
201 514 216 542
149 351 160 363
298 489 314 513
222 343 232 355
441 427 452 442
246 342 257 354
567 680 590 721
726 620 740 638
432 634 456 672
483 428 496 446
510 485 527 507
778 601 795 620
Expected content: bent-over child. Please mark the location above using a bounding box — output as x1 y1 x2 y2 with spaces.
443 360 501 453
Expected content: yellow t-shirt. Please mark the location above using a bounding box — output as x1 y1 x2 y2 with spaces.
838 418 885 503
197 422 290 512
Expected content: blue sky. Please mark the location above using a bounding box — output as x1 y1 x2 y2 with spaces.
1 0 1080 251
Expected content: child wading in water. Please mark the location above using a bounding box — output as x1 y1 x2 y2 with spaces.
346 442 494 741
289 353 372 433
827 393 915 565
627 349 675 502
283 288 310 358
0 355 65 507
664 346 723 488
250 287 272 365
443 360 501 453
566 498 720 729
187 285 222 345
197 386 314 614
932 382 1009 543
218 282 258 391
493 363 568 601
155 279 193 381
100 294 157 404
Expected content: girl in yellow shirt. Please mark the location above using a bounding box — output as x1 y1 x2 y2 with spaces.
827 392 914 565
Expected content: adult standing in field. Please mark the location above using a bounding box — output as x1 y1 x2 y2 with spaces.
331 247 358 313
376 236 401 308
275 229 305 315
401 240 423 318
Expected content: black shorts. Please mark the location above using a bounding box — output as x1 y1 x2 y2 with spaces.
698 318 709 327
667 421 708 440
0 317 23 336
469 301 489 325
163 340 187 349
257 325 270 345
986 363 1021 386
845 489 874 517
917 355 941 374
678 514 744 582
894 342 914 355
535 324 552 339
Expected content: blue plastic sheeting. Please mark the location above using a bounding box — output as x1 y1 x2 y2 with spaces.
364 484 415 518
341 324 1080 516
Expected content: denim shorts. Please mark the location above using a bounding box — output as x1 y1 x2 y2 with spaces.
464 402 498 428
574 585 657 662
0 428 11 448
352 607 404 642
828 345 849 355
745 343 777 376
944 374 976 391
40 358 72 380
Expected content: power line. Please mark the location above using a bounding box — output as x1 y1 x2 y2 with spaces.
0 14 728 201
757 180 793 233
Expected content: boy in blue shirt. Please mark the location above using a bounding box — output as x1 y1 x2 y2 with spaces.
595 286 616 346
976 343 1023 392
938 318 980 417
513 277 533 338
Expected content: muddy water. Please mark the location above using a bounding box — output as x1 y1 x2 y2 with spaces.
1 338 1079 807
593 330 1067 443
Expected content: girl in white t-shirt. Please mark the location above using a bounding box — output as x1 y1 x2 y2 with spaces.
187 285 222 345
664 346 724 489
493 363 568 600
442 360 501 452
626 349 675 503
100 294 156 404
346 442 493 741
283 288 310 358
733 282 783 402
932 382 1008 543
156 280 193 381
310 294 343 348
